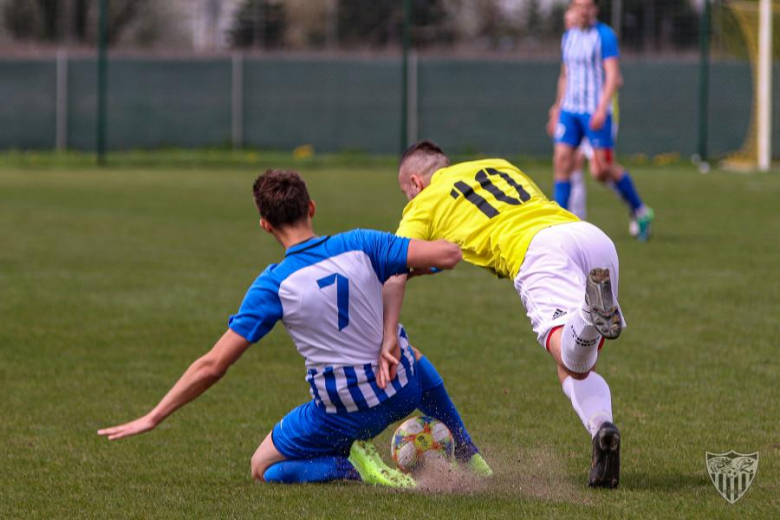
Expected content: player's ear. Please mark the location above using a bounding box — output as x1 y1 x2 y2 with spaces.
308 200 316 219
259 219 274 234
410 175 424 195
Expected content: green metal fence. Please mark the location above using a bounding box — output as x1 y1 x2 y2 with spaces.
0 55 758 158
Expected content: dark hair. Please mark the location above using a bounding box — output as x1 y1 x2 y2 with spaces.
399 140 446 167
252 169 311 227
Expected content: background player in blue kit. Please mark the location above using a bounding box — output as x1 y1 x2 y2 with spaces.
98 169 490 486
547 0 654 241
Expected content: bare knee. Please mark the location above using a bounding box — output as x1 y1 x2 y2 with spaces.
590 167 610 183
566 365 592 380
589 158 612 182
554 147 575 179
557 362 591 383
411 345 422 360
548 329 595 383
251 454 270 482
251 431 285 482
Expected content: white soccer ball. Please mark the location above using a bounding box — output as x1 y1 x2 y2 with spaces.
390 416 455 473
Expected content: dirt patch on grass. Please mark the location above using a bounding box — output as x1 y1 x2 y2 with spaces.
408 448 593 505
411 457 488 494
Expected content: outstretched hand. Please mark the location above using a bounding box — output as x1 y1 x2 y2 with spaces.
98 414 157 441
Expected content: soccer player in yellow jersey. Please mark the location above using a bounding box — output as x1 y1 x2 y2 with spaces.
382 140 625 488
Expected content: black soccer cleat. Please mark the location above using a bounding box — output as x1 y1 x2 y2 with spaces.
589 421 621 489
585 268 622 339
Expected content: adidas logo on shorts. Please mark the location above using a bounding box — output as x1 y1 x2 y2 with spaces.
552 308 567 320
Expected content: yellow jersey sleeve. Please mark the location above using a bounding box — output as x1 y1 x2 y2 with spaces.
396 201 431 240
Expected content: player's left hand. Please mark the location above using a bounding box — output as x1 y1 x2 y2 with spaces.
590 109 606 131
98 414 157 441
377 337 400 390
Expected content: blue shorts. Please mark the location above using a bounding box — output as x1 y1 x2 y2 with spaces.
272 361 421 459
554 110 614 149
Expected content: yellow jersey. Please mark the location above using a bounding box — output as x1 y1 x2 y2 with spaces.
396 158 579 279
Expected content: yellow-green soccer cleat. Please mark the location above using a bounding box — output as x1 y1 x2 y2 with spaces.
348 440 417 488
466 453 494 478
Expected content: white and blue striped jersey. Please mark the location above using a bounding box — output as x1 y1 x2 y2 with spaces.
561 22 619 115
228 230 416 414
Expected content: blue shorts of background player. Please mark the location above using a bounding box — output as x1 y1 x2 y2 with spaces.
554 110 614 150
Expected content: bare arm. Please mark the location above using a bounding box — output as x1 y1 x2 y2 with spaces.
376 238 460 388
98 329 251 440
591 57 620 130
406 239 462 271
377 274 407 389
547 64 567 136
554 63 568 109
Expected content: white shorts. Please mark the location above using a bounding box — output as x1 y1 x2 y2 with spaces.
513 221 626 348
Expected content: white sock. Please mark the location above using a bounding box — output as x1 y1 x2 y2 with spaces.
569 170 587 219
560 309 601 373
562 372 613 438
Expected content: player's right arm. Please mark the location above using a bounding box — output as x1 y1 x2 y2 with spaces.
548 63 567 137
406 239 462 271
97 330 251 440
591 25 621 131
99 274 281 441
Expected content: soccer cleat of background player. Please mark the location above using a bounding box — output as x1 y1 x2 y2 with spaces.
98 169 490 486
388 140 625 488
547 0 654 241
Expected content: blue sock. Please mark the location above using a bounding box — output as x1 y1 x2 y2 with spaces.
614 172 644 213
263 456 360 484
416 356 478 462
554 180 572 209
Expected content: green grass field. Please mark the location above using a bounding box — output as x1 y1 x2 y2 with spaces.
2 156 778 518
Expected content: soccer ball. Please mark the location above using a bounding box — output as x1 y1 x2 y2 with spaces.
390 416 455 473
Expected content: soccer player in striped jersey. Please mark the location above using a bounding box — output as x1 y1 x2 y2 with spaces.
98 169 490 486
548 0 654 241
385 141 624 488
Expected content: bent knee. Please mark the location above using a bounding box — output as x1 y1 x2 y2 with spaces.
590 167 610 182
251 456 271 482
557 361 592 381
567 369 591 380
554 158 573 177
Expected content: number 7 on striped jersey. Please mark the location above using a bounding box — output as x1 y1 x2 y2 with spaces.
316 273 350 331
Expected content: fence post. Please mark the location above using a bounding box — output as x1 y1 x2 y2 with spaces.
757 0 773 171
408 50 418 145
400 0 411 154
696 0 711 163
611 0 622 39
56 48 68 151
232 53 244 149
96 0 108 164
